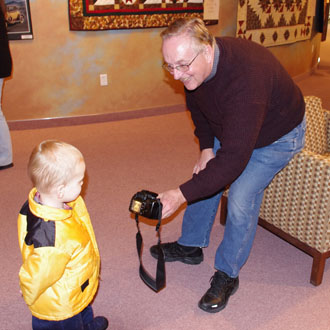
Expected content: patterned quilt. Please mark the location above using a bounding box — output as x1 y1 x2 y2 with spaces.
236 0 315 47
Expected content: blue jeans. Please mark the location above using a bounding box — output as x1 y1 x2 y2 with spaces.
32 305 94 330
178 118 306 278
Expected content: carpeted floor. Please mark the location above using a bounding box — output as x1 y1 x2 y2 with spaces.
1 29 330 330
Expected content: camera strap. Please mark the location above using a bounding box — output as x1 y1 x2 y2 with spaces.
134 204 165 292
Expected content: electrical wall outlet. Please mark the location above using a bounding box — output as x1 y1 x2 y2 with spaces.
100 74 108 86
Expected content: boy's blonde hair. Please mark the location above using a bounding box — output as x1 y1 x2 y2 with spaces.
28 140 84 193
160 18 215 51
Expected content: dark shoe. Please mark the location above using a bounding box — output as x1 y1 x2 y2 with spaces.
150 241 203 265
0 163 13 170
86 316 109 330
198 270 239 313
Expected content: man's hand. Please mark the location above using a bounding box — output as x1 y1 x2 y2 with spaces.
193 148 215 174
158 188 186 219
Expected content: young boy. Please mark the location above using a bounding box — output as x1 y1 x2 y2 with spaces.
17 140 108 330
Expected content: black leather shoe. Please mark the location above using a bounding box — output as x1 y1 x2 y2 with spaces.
86 316 109 330
150 241 203 265
0 163 13 170
198 270 239 313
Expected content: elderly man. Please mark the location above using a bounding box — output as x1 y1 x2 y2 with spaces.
150 18 306 313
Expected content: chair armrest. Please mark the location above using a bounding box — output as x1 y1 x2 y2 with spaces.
324 109 330 152
260 149 330 252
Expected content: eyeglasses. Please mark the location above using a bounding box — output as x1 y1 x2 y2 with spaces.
162 52 200 73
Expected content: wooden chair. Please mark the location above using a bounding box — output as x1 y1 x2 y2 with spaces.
220 96 330 285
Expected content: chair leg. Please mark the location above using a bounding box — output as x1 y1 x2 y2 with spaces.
220 195 227 225
310 253 327 286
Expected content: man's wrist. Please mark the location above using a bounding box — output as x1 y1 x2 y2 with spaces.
177 188 187 203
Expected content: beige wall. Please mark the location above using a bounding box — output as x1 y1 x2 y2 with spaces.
3 0 321 122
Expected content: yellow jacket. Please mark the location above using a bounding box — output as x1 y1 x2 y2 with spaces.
17 188 100 321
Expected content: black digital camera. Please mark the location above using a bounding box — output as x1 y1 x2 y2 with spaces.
129 190 162 219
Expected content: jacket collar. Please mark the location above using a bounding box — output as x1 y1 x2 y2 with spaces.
28 188 72 221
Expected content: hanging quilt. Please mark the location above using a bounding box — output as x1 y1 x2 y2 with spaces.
236 0 316 47
68 0 204 31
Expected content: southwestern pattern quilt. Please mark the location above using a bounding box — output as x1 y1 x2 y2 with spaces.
68 0 204 30
236 0 315 47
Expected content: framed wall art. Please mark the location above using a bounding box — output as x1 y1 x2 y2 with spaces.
68 0 204 31
5 0 33 40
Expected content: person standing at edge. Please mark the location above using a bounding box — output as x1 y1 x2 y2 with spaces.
150 18 306 313
0 0 13 170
